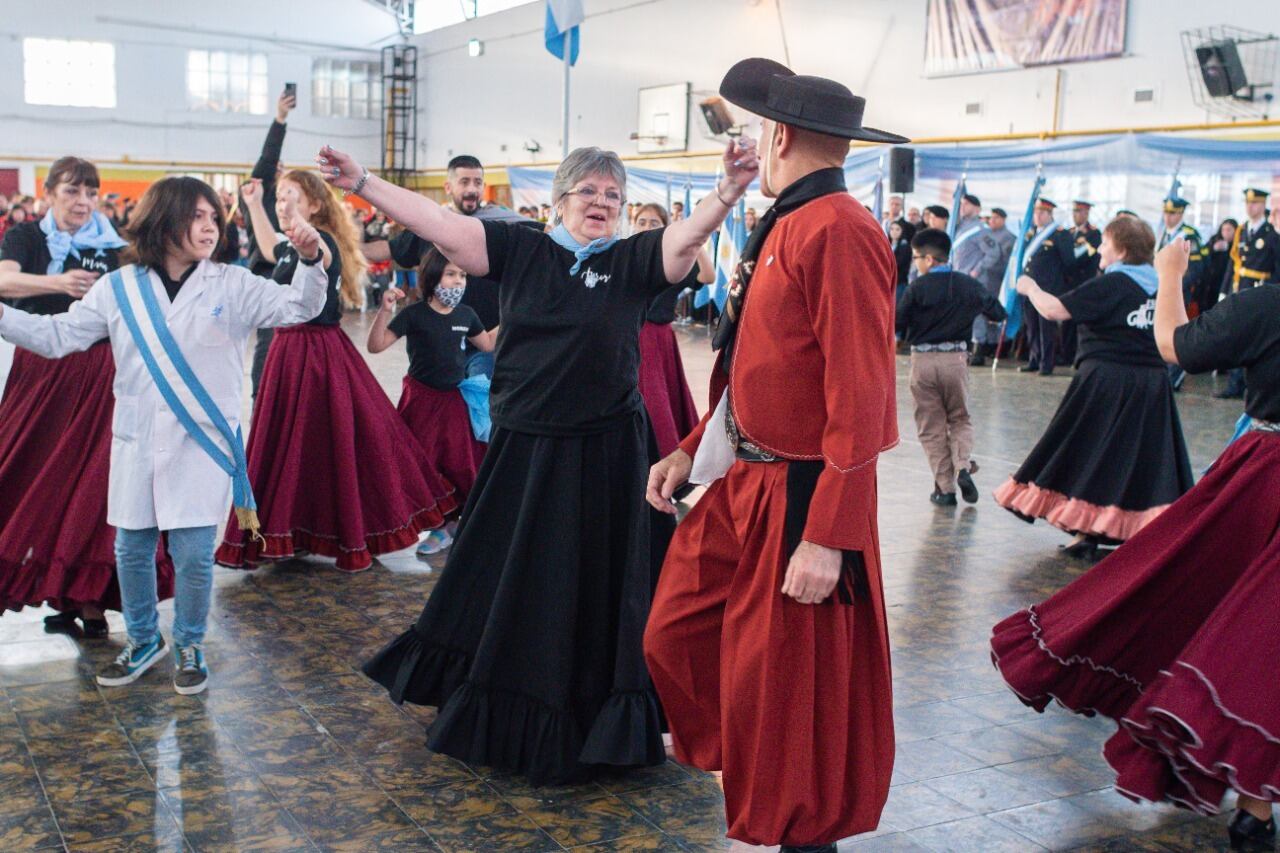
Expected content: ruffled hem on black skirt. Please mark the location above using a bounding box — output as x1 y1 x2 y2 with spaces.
363 411 672 785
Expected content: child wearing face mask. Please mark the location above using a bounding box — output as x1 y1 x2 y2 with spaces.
216 173 458 573
0 176 329 694
368 248 497 556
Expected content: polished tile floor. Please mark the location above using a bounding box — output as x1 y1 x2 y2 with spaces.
0 316 1252 852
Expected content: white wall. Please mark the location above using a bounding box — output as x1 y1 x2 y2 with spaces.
412 0 1280 168
0 0 401 170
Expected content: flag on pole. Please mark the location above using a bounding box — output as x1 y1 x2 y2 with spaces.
699 199 748 311
683 177 692 224
947 177 966 239
544 0 583 65
999 174 1047 338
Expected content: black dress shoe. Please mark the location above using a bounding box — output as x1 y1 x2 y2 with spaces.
956 469 979 504
1215 389 1245 400
780 845 837 853
81 618 109 639
43 611 81 633
1038 368 1055 377
930 490 958 507
1018 364 1040 373
1060 538 1099 559
968 353 986 367
1228 809 1275 850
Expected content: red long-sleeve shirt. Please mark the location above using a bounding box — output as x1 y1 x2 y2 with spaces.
680 192 898 551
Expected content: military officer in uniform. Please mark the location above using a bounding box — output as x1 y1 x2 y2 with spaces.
1057 200 1102 365
1018 198 1072 376
1217 188 1279 399
1158 196 1208 390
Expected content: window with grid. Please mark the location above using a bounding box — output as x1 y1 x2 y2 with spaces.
312 59 382 119
187 50 269 114
23 38 117 108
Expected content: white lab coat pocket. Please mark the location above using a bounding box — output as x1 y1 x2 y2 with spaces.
112 395 139 442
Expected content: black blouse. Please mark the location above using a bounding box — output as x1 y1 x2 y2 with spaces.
271 230 342 326
0 222 121 315
1059 272 1165 369
1175 284 1280 422
481 221 678 435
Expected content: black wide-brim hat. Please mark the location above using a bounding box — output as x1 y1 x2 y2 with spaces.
720 57 908 144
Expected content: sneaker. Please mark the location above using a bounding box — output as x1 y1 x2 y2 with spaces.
957 469 979 504
929 490 958 507
96 636 168 687
174 645 209 696
416 528 453 557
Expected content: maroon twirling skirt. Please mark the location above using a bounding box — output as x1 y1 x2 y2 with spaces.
991 430 1280 814
637 322 699 458
215 325 457 573
0 344 173 612
397 377 486 506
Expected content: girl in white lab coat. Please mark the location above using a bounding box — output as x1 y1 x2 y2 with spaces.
0 176 328 695
215 171 456 573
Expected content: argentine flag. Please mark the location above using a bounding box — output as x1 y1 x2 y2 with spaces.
698 200 748 311
545 0 584 65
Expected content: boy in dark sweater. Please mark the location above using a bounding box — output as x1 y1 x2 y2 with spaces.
896 228 1007 505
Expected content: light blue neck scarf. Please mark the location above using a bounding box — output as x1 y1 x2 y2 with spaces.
549 223 618 275
39 210 127 275
1107 262 1159 296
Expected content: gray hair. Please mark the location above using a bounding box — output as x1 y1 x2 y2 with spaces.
550 147 627 225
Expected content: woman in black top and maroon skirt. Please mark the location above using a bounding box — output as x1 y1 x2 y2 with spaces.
995 216 1193 557
631 202 713 457
319 138 757 784
215 171 454 573
368 248 496 555
0 157 172 633
991 239 1280 852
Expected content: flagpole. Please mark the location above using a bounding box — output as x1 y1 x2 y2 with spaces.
561 44 571 158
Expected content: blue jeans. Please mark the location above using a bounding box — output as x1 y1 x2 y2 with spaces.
115 526 217 648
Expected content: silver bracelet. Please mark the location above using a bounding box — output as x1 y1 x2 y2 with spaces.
345 168 370 198
714 180 737 207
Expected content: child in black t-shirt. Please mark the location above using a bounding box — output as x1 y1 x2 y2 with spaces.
369 248 496 555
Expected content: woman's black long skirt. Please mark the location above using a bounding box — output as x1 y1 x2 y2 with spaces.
364 409 673 784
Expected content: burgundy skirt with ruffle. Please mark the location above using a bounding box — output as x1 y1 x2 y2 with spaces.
991 430 1280 813
397 377 486 507
216 326 456 573
637 322 700 458
0 344 173 612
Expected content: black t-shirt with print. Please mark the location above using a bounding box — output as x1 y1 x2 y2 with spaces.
1058 272 1165 368
272 229 342 325
390 229 501 331
0 221 121 315
481 220 677 434
388 301 484 391
1175 284 1280 422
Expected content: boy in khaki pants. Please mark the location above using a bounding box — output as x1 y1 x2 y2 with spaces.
896 228 1007 505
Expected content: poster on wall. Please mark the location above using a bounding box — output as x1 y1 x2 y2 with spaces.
924 0 1128 77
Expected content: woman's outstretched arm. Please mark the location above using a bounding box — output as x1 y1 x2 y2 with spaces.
317 146 489 276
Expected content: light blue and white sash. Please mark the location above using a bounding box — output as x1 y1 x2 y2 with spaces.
108 266 262 537
951 222 985 252
1021 223 1058 270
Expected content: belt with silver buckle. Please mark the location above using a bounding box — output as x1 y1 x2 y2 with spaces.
725 408 778 463
1251 419 1280 433
911 341 969 353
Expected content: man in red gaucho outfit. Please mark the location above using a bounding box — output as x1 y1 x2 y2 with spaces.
644 58 906 853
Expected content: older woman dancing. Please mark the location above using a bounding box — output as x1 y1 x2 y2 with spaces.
319 139 758 784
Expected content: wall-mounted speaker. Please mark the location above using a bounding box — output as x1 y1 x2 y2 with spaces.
889 147 915 194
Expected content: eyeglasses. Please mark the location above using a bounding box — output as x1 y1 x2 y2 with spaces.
566 187 624 209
